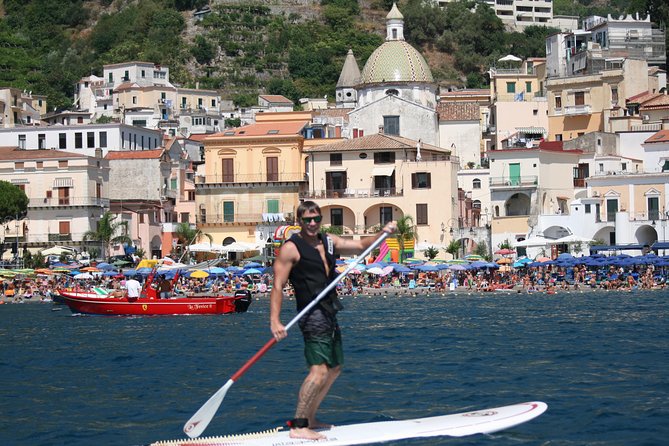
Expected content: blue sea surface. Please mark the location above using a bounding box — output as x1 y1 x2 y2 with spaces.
1 290 668 446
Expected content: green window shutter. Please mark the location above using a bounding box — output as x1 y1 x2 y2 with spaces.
267 199 279 213
223 201 234 222
170 178 177 189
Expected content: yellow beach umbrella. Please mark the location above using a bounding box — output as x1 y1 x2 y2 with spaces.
190 270 209 278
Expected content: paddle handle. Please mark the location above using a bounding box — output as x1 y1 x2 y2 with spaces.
231 337 277 381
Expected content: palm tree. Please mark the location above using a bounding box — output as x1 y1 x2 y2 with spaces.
395 215 416 263
174 222 212 261
445 239 461 259
83 211 132 260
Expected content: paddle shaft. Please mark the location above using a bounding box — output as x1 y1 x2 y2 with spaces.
183 231 390 438
230 231 389 382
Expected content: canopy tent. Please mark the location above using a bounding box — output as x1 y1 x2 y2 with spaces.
498 54 522 62
221 242 261 253
41 246 77 256
549 234 594 244
513 237 552 248
187 242 226 253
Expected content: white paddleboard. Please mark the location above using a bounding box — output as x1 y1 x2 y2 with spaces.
153 401 547 446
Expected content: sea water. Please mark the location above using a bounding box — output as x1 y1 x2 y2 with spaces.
1 290 668 446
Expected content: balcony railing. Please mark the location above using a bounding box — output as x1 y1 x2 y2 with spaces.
564 105 591 115
300 187 403 199
197 213 294 225
29 196 110 208
48 234 72 242
196 172 306 185
489 176 538 187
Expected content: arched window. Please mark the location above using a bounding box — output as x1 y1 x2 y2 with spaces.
473 178 481 189
386 89 399 96
494 205 500 217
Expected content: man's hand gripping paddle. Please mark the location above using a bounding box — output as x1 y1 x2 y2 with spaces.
183 232 390 438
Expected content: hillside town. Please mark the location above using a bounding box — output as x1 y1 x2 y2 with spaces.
0 3 668 267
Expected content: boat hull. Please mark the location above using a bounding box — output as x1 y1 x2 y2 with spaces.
57 290 251 316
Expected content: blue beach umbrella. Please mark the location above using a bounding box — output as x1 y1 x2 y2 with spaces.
244 262 262 268
243 268 262 275
390 263 412 273
415 264 440 272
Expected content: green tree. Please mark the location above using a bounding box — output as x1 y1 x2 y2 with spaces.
473 240 490 261
174 222 212 260
83 211 133 260
424 246 440 260
445 239 461 260
395 215 416 263
0 181 29 221
191 35 216 65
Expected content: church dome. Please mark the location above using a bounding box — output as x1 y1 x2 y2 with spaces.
361 41 434 84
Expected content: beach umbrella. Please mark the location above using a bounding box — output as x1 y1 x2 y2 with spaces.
261 266 274 274
495 248 515 256
190 270 210 278
496 258 513 265
448 264 468 271
243 268 262 275
73 272 93 279
464 254 484 261
96 262 114 270
207 267 228 276
415 264 440 272
469 261 489 269
244 262 262 268
102 271 119 277
390 263 412 273
81 267 101 272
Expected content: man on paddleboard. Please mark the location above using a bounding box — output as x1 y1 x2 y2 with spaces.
271 200 396 440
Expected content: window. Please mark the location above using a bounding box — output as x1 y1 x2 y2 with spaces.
555 96 562 109
606 199 618 222
411 172 431 189
187 191 195 201
621 162 627 171
611 87 618 104
525 82 532 93
96 182 101 199
37 134 45 149
383 116 400 135
648 196 659 220
473 178 481 189
506 82 516 93
75 132 83 149
59 160 67 168
199 207 206 224
555 134 563 141
374 152 395 164
330 153 342 166
331 208 343 226
99 132 107 148
87 132 95 148
59 133 66 149
416 204 428 225
180 212 189 223
267 199 279 213
108 73 113 83
211 99 216 107
380 206 393 226
170 178 177 190
57 187 70 205
132 96 137 105
223 201 234 222
599 163 604 172
18 135 26 149
575 91 585 106
59 221 70 235
266 156 278 181
141 70 146 78
585 204 591 214
222 159 234 182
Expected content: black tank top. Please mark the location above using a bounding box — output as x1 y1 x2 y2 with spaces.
287 233 337 312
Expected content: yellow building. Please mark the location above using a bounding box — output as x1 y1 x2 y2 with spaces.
197 120 308 247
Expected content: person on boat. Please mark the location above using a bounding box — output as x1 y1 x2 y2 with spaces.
270 200 397 441
158 276 172 299
126 276 141 300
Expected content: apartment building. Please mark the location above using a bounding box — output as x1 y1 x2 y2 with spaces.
0 88 45 128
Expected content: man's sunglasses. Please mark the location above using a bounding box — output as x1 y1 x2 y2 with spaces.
301 216 323 224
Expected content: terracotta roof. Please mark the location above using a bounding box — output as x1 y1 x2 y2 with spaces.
440 89 490 98
186 133 211 142
208 121 307 138
313 108 352 120
105 149 164 160
303 133 449 153
113 82 138 92
627 91 658 104
640 94 669 110
0 147 89 160
437 102 480 121
259 94 293 104
645 129 669 143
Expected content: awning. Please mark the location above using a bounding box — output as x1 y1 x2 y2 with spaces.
371 166 395 176
11 178 29 184
53 178 73 188
516 126 547 135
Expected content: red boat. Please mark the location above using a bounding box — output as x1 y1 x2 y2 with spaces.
56 289 252 315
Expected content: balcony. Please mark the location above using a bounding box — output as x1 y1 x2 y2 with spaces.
48 233 72 242
573 178 586 188
195 172 306 186
564 105 591 116
29 196 110 208
300 187 403 199
197 213 293 225
489 176 538 188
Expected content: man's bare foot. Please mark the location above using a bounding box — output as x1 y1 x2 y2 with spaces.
290 427 327 440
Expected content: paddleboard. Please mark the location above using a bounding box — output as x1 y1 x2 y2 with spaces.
152 401 547 446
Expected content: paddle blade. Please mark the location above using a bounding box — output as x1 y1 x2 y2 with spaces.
183 379 234 438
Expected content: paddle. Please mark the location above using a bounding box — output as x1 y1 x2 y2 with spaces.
183 231 389 438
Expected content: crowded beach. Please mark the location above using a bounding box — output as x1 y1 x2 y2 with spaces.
1 250 667 305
